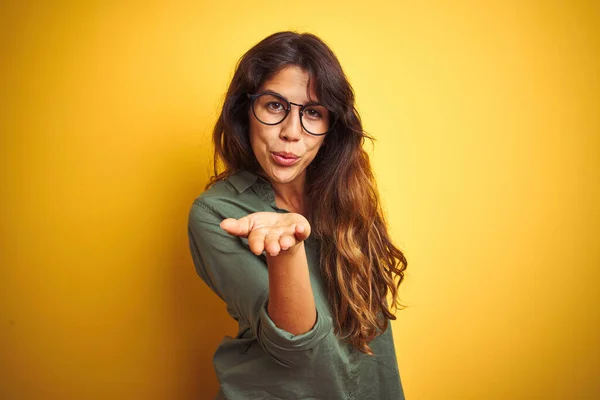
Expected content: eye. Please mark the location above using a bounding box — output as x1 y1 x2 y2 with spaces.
304 107 323 119
266 101 285 112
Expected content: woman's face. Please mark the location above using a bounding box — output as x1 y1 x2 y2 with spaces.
248 65 326 187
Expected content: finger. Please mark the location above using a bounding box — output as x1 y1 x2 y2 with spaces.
294 223 310 241
220 217 251 237
279 234 296 251
264 233 281 257
247 229 266 256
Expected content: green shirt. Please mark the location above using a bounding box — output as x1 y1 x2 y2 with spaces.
187 169 405 400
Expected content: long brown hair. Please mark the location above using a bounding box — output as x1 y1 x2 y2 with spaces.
208 31 408 355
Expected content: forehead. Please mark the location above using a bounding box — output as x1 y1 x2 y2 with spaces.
259 65 319 103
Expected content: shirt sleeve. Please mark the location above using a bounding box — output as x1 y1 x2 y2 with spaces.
187 200 331 368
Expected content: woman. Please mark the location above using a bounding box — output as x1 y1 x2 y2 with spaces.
188 31 408 400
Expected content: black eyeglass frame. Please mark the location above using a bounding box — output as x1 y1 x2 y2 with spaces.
247 91 336 136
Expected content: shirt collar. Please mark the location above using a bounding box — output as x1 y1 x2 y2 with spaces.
227 169 285 211
227 169 262 193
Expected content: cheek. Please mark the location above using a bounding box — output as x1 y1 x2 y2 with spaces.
249 121 267 148
301 139 325 165
307 139 325 155
249 124 279 163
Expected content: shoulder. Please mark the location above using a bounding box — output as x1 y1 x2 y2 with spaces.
196 177 236 205
189 170 263 220
190 179 236 218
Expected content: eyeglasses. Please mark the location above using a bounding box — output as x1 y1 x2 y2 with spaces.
247 91 335 136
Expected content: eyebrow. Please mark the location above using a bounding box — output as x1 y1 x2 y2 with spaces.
261 89 321 105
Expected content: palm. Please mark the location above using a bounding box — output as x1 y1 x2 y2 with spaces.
220 212 311 257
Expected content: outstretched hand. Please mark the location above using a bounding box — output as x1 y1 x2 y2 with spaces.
220 212 311 257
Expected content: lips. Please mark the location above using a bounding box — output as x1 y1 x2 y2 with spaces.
271 151 300 167
272 151 299 159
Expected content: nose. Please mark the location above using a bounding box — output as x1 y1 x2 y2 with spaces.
279 106 303 142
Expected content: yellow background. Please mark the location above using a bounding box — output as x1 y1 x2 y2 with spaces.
2 1 598 399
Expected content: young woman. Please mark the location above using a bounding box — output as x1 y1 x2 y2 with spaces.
188 31 408 400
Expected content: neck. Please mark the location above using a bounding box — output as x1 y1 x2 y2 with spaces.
270 173 307 215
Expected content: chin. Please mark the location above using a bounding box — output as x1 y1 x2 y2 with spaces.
266 165 302 184
270 171 297 184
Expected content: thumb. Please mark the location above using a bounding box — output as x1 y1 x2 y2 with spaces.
220 217 252 237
